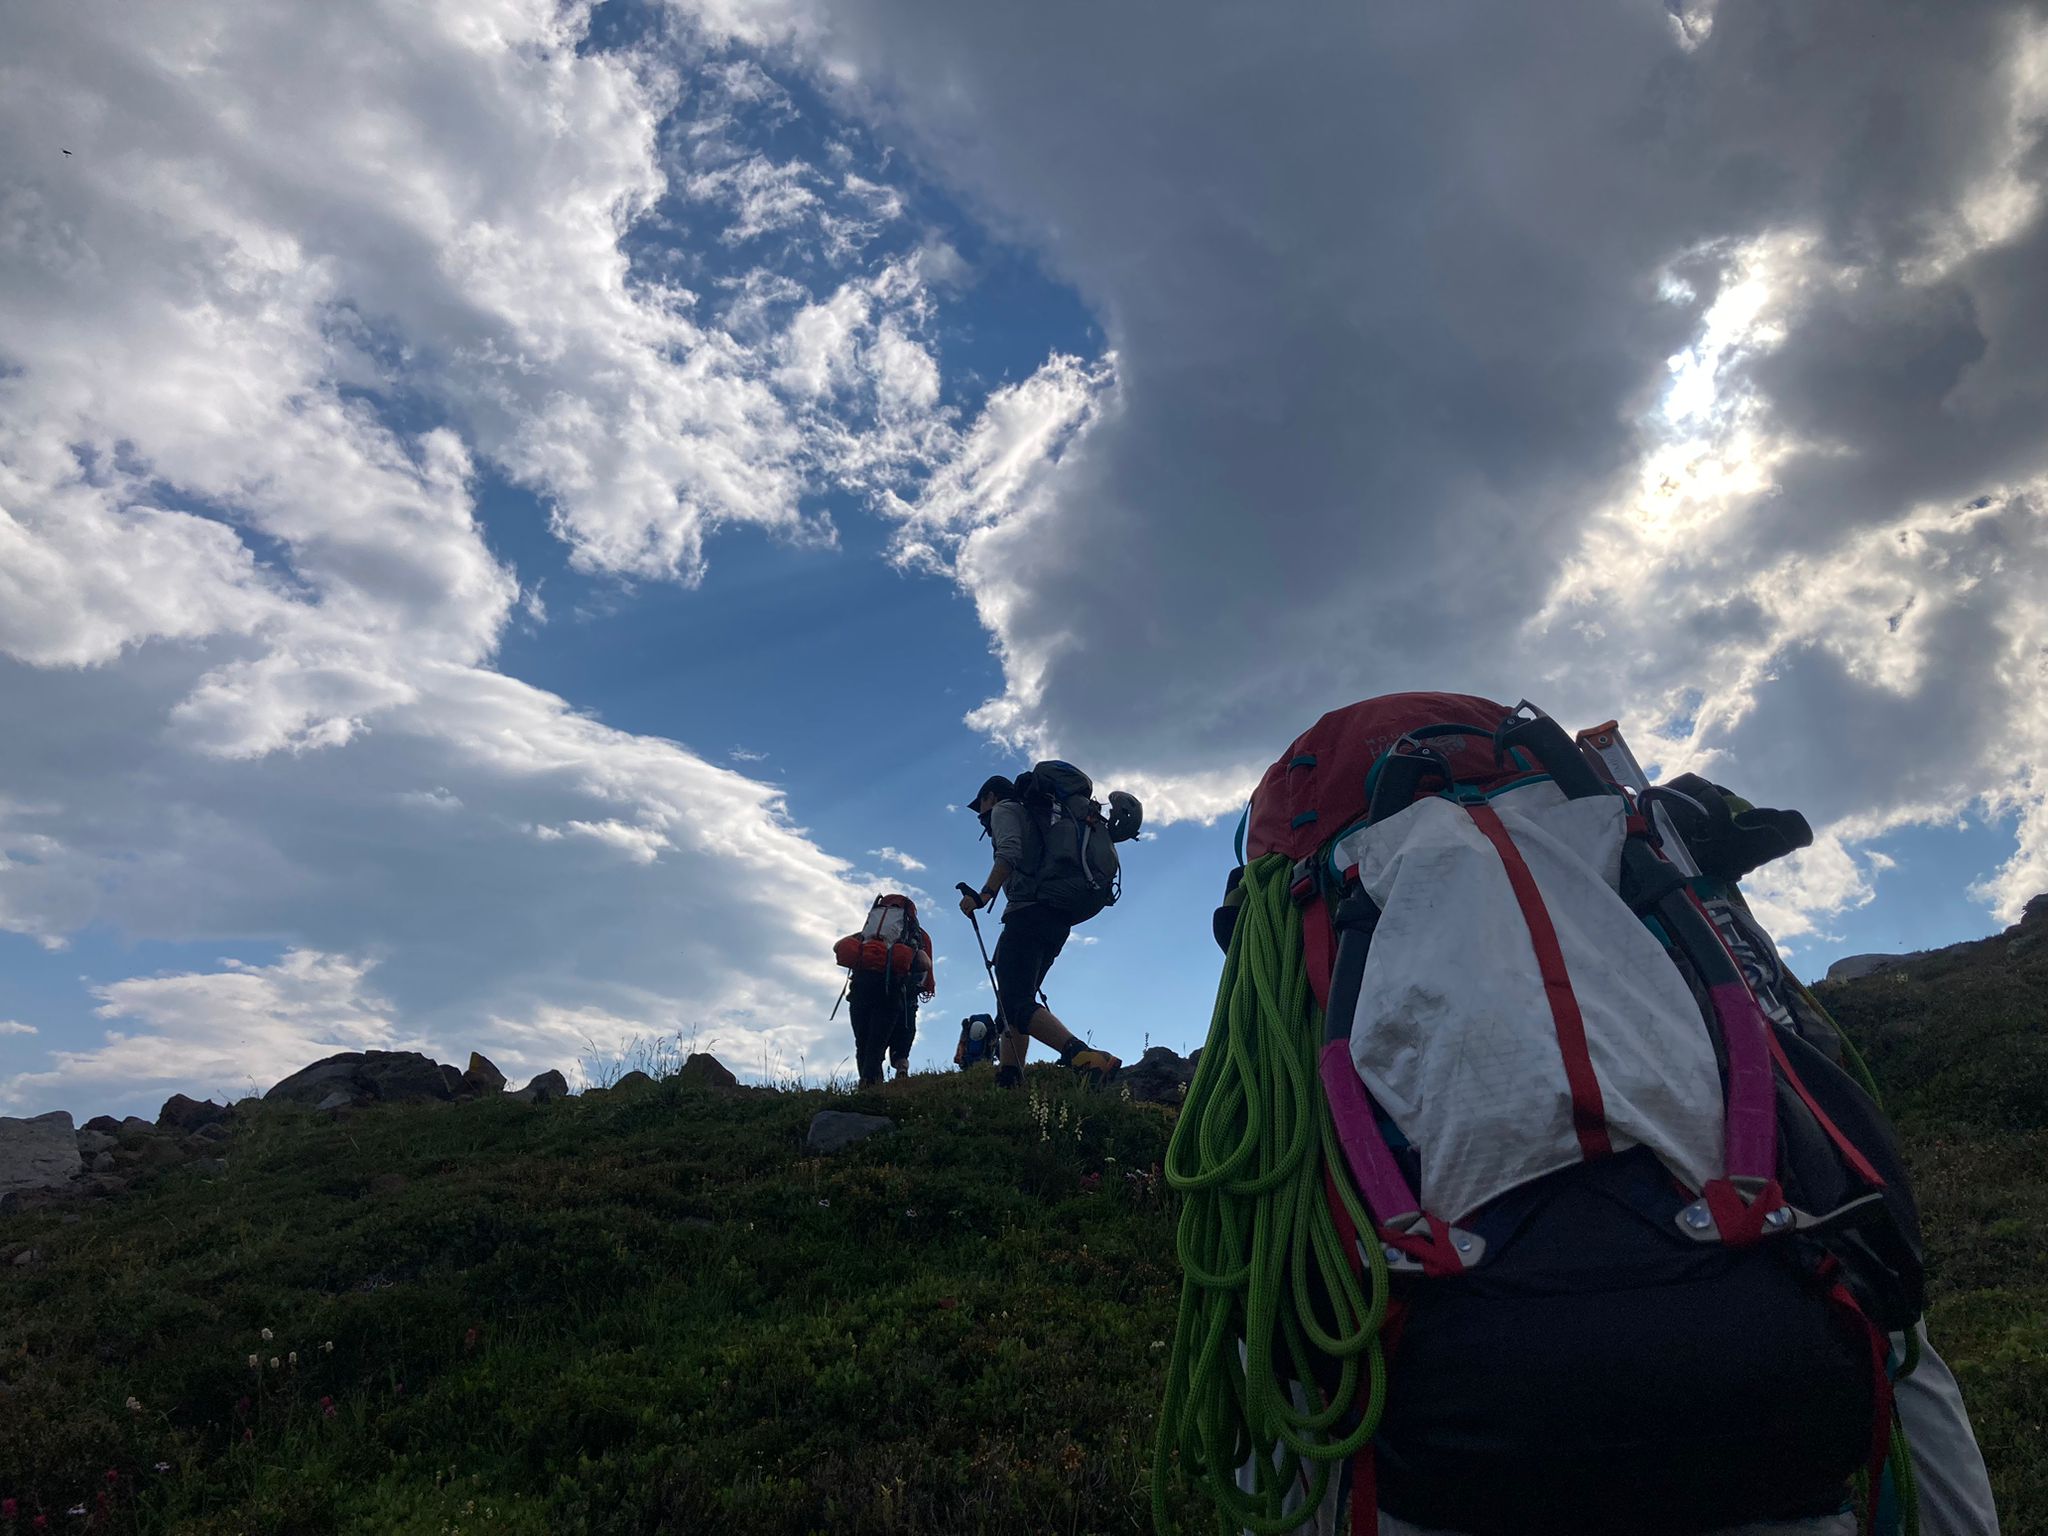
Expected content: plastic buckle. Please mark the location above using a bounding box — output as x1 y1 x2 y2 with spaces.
1288 857 1320 906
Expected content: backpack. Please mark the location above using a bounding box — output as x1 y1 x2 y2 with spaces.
1012 760 1143 924
832 894 932 992
1155 693 1923 1536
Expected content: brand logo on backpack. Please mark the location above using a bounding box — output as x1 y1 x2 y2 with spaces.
1013 761 1143 925
833 894 931 985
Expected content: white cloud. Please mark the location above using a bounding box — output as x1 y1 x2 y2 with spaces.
0 1021 37 1037
2 950 401 1110
869 846 925 871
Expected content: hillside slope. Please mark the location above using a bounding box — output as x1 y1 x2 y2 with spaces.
2 918 2043 1534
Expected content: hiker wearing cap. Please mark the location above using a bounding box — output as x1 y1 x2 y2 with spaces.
962 774 1124 1089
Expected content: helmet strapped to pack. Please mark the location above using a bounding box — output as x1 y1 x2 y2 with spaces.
1011 760 1141 924
1157 692 1924 1536
832 894 934 994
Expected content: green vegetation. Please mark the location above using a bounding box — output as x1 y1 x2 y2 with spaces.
3 919 2042 1534
2 1072 1192 1534
1816 921 2048 1530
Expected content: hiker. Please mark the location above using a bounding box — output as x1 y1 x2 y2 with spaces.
1154 693 1997 1536
832 894 934 1087
954 1013 996 1069
961 770 1139 1088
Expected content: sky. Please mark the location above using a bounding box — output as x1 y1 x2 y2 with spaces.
3 0 2047 1117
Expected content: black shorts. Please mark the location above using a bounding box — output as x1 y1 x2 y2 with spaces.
992 904 1071 1034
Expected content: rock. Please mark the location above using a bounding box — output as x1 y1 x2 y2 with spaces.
91 1152 116 1174
2023 892 2048 925
117 1116 156 1139
805 1110 895 1155
314 1089 354 1112
87 1175 127 1197
613 1070 656 1094
464 1052 507 1093
83 1115 123 1136
1 1111 82 1198
158 1094 230 1133
509 1070 569 1105
13 1246 41 1266
437 1062 468 1099
1120 1046 1198 1104
191 1121 230 1144
676 1053 738 1090
188 1157 228 1177
266 1051 461 1108
1825 953 1923 982
76 1129 115 1157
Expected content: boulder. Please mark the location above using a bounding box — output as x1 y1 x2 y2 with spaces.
82 1115 123 1136
805 1110 895 1155
613 1070 656 1094
1120 1046 1198 1104
188 1157 228 1177
1825 953 1922 983
158 1094 231 1134
117 1116 156 1139
2021 893 2048 926
266 1051 460 1107
190 1121 230 1144
464 1052 507 1093
437 1063 468 1099
76 1129 116 1157
91 1151 116 1174
1 1112 81 1197
510 1069 569 1105
676 1053 738 1090
314 1089 353 1112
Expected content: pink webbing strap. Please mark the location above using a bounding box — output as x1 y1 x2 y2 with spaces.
1318 1043 1462 1277
1706 980 1780 1187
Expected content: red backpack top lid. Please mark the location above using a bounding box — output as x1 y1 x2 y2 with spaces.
1244 692 1520 863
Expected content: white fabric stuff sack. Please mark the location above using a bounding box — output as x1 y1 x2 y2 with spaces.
1330 780 1724 1222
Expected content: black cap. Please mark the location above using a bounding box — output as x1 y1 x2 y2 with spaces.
967 775 1015 811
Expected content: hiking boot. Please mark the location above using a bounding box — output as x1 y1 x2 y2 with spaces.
1068 1048 1121 1085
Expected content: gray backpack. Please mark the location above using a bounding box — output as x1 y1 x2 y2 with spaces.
1016 760 1144 924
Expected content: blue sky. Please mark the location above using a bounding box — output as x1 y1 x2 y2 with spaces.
5 0 2048 1116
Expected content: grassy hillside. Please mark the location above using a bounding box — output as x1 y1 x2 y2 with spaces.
3 920 2043 1535
2 1071 1192 1534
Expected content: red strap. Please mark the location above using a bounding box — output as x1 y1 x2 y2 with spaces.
1823 1269 1894 1532
1764 1029 1887 1190
1380 1211 1465 1278
1702 1175 1784 1247
1302 898 1337 1010
1466 802 1613 1160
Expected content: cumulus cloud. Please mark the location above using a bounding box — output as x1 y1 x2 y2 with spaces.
0 0 969 1113
726 0 2048 929
868 846 925 871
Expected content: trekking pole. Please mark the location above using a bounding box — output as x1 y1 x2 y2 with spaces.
955 883 1002 1008
828 977 849 1021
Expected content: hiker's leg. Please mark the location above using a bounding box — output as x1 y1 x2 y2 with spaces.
1895 1323 2001 1535
1021 1003 1078 1053
848 977 885 1086
889 998 916 1079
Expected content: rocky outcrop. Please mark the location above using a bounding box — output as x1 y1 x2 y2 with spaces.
1826 952 1924 982
158 1093 231 1134
464 1052 507 1093
805 1110 894 1155
266 1051 463 1108
1 1111 81 1198
676 1053 738 1090
510 1069 569 1105
1120 1046 1200 1104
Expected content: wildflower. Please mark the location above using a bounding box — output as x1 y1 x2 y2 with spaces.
1150 1341 1166 1352
34 1517 48 1531
2 1497 16 1519
124 1397 141 1412
1078 1172 1102 1193
287 1352 297 1366
242 1429 252 1443
395 1382 405 1397
247 1354 259 1369
462 1326 480 1351
152 1464 170 1474
320 1395 336 1419
260 1328 273 1342
268 1357 280 1370
66 1509 84 1519
320 1340 334 1354
817 1198 829 1207
234 1396 251 1416
102 1471 117 1486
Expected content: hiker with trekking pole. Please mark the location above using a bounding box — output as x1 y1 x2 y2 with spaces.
959 767 1143 1089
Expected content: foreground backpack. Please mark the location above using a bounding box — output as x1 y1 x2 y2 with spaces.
1013 760 1144 924
833 894 933 991
1155 693 1924 1536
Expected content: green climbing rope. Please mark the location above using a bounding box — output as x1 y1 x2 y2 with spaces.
1152 855 1389 1535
